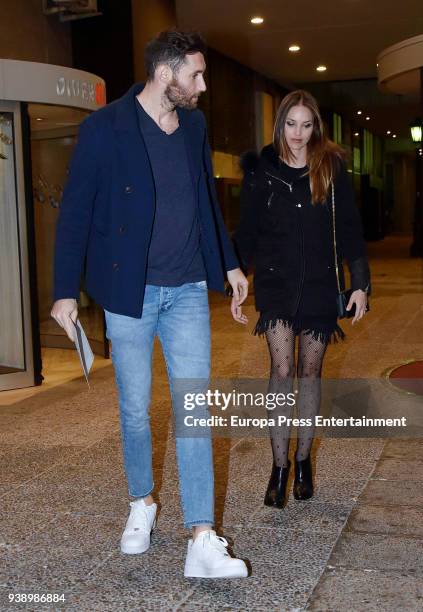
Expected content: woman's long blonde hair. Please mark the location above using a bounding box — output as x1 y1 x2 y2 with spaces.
273 90 346 204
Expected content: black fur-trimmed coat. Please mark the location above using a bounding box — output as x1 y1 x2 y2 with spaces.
233 144 370 318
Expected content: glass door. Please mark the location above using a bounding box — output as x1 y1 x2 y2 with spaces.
0 101 35 390
28 103 109 357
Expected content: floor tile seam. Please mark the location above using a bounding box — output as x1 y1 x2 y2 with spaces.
370 476 423 482
375 458 423 466
84 551 116 578
356 501 423 509
323 560 423 575
353 501 423 510
231 522 351 534
219 524 354 537
38 516 353 537
0 485 19 500
348 438 387 505
319 566 423 578
301 441 387 610
355 312 410 338
2 513 61 551
290 500 356 509
344 526 423 540
0 379 113 411
172 588 200 611
0 438 111 498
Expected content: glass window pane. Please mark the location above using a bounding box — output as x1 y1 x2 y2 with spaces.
0 112 25 373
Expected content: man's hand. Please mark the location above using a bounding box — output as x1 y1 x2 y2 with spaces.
51 299 78 341
347 289 367 325
227 268 248 324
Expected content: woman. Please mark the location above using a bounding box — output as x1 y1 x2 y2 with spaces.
232 90 370 508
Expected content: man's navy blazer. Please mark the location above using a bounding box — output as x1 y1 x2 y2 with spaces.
53 83 239 318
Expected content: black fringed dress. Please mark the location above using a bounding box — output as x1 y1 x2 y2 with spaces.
234 145 370 344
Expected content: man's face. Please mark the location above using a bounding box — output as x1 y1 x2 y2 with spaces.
165 52 207 110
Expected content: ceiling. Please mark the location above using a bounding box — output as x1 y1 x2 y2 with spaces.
176 0 423 84
176 0 423 142
28 104 89 132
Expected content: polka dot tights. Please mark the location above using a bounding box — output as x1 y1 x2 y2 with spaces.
265 321 328 468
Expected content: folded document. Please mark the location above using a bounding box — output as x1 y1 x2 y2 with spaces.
73 319 94 385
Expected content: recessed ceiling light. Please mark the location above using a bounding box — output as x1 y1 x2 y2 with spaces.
393 134 397 138
354 132 359 136
386 130 391 135
251 16 264 24
316 65 327 72
289 45 301 52
366 116 370 121
357 111 362 115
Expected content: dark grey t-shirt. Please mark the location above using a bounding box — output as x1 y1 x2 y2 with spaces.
136 100 205 286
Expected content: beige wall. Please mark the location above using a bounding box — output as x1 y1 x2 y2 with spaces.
0 0 72 66
131 0 176 82
255 91 275 151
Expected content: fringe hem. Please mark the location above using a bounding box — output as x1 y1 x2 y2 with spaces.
253 314 345 344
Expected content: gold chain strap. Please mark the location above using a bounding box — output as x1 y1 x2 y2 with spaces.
331 181 341 294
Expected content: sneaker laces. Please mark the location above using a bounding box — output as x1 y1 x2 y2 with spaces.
203 531 229 556
128 501 151 532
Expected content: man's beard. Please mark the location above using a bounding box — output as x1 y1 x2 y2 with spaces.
164 79 200 110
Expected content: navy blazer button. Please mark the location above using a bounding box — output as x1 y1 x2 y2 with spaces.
124 185 133 194
119 226 125 233
112 263 119 271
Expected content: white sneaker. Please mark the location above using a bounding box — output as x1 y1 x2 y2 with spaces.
120 499 157 554
184 530 248 578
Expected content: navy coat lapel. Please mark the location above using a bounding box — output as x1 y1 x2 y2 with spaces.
177 107 202 196
113 83 155 205
113 83 203 204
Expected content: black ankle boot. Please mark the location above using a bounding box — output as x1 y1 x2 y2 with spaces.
293 455 314 500
264 460 291 508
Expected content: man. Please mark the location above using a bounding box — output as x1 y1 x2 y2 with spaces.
51 30 248 579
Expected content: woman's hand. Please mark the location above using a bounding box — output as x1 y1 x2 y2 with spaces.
227 268 249 325
231 297 248 325
227 268 249 305
347 289 367 325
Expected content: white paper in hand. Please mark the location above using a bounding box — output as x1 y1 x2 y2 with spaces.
73 319 94 386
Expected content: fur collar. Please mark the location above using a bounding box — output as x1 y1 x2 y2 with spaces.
240 144 281 175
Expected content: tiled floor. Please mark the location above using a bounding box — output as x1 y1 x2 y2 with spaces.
0 235 422 611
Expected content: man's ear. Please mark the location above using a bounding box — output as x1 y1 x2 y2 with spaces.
157 64 172 85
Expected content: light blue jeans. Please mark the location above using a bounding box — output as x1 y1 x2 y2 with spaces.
105 281 214 528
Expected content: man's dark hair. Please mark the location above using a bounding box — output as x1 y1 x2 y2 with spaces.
144 30 206 81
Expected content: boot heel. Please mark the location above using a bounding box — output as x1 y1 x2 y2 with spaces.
264 460 291 509
293 456 314 500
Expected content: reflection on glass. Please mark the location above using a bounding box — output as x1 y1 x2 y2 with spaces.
0 113 25 374
29 104 106 350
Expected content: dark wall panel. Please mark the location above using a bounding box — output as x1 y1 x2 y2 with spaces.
71 0 134 102
206 49 256 154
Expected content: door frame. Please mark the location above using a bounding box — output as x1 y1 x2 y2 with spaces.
0 100 36 391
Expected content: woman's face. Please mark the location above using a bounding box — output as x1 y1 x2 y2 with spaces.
283 104 314 153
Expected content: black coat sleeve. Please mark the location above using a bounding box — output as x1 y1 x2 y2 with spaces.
233 153 262 274
334 164 371 294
